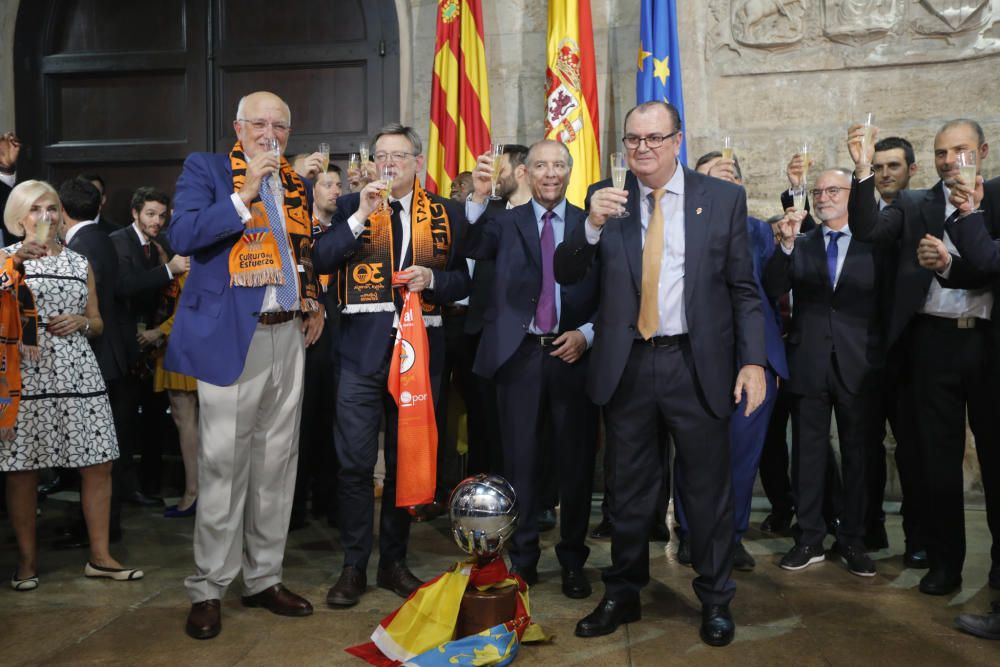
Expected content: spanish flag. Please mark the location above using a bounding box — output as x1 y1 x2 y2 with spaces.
426 0 492 196
544 0 600 208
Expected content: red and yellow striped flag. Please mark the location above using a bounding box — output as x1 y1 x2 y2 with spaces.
426 0 492 195
544 0 600 208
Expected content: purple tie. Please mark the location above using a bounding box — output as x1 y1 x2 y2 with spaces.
535 210 557 333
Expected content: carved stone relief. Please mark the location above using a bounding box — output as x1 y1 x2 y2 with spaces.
707 0 1000 75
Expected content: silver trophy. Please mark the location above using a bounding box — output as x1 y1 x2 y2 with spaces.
448 474 518 563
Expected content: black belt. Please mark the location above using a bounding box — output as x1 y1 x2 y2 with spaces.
525 334 559 348
258 311 300 325
915 314 985 330
636 334 688 347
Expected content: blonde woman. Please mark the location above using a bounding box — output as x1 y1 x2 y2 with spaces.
2 180 142 589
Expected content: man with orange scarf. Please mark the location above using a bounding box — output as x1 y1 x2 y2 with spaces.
313 123 484 608
165 91 325 640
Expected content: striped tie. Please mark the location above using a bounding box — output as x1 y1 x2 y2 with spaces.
260 177 299 311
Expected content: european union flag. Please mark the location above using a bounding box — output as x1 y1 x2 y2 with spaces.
637 0 686 164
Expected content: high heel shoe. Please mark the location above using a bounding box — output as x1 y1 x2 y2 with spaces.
164 498 197 518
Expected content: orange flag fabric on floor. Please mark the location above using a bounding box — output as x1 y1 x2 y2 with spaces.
544 0 601 209
387 288 438 508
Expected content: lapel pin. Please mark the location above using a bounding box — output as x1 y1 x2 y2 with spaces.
696 207 703 215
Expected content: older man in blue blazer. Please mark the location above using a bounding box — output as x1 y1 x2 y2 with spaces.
166 91 324 640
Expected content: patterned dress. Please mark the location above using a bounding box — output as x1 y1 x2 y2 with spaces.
0 245 118 471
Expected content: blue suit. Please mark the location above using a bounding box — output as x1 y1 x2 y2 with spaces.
165 152 312 385
459 199 599 572
676 215 787 541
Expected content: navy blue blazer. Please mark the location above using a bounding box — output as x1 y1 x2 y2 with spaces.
554 168 766 416
164 152 313 386
458 199 599 379
763 225 893 396
747 215 788 380
311 190 471 377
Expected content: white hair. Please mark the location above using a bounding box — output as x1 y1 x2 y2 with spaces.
235 94 291 125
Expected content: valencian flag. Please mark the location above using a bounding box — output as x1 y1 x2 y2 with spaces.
637 0 686 164
426 0 492 195
544 0 600 208
387 288 437 508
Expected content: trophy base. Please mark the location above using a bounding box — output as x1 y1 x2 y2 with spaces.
455 584 517 639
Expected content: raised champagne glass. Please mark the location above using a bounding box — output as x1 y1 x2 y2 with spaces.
379 163 393 211
34 211 52 250
318 142 330 172
956 149 978 203
860 112 875 160
722 135 734 161
800 141 811 187
266 137 282 192
489 143 504 200
791 186 806 212
610 152 629 218
359 142 370 166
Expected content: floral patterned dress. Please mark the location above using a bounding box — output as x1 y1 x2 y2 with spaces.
0 245 118 470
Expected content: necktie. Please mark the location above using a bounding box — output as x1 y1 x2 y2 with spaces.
390 200 405 268
535 210 557 333
142 243 152 262
638 188 666 339
826 230 843 288
260 176 299 311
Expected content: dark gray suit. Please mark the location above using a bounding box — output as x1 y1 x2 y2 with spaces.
555 167 765 606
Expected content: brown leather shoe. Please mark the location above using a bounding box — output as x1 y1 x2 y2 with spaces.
327 566 367 607
240 583 313 617
185 599 221 640
377 561 423 598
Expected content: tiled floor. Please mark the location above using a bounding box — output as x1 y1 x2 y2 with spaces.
1 497 998 665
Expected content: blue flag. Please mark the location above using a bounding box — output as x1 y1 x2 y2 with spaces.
637 0 686 165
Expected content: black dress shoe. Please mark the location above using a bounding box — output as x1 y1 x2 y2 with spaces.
561 568 591 599
186 599 221 640
677 535 692 566
864 521 889 551
903 547 929 569
37 475 72 497
649 523 670 543
510 563 538 586
574 597 640 637
377 561 423 598
125 491 163 507
537 508 557 532
241 583 313 616
700 604 735 647
760 512 792 534
990 564 1000 591
590 518 612 539
327 566 367 607
733 541 756 572
919 569 962 596
955 609 1000 640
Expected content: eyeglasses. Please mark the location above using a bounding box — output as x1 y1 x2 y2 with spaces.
373 151 417 163
238 118 291 134
622 130 680 150
810 186 850 199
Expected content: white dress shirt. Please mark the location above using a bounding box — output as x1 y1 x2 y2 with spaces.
63 219 97 246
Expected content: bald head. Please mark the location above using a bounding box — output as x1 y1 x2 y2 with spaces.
233 91 292 159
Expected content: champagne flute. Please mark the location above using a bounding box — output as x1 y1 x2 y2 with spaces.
790 186 806 212
722 136 734 161
860 112 875 160
379 164 393 210
956 149 978 202
359 142 370 165
34 210 52 250
489 143 504 200
266 136 282 192
799 141 811 187
318 142 330 172
610 152 629 218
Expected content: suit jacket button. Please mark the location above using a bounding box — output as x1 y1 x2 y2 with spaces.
628 324 635 331
531 298 537 303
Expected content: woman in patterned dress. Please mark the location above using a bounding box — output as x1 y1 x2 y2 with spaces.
2 180 142 590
